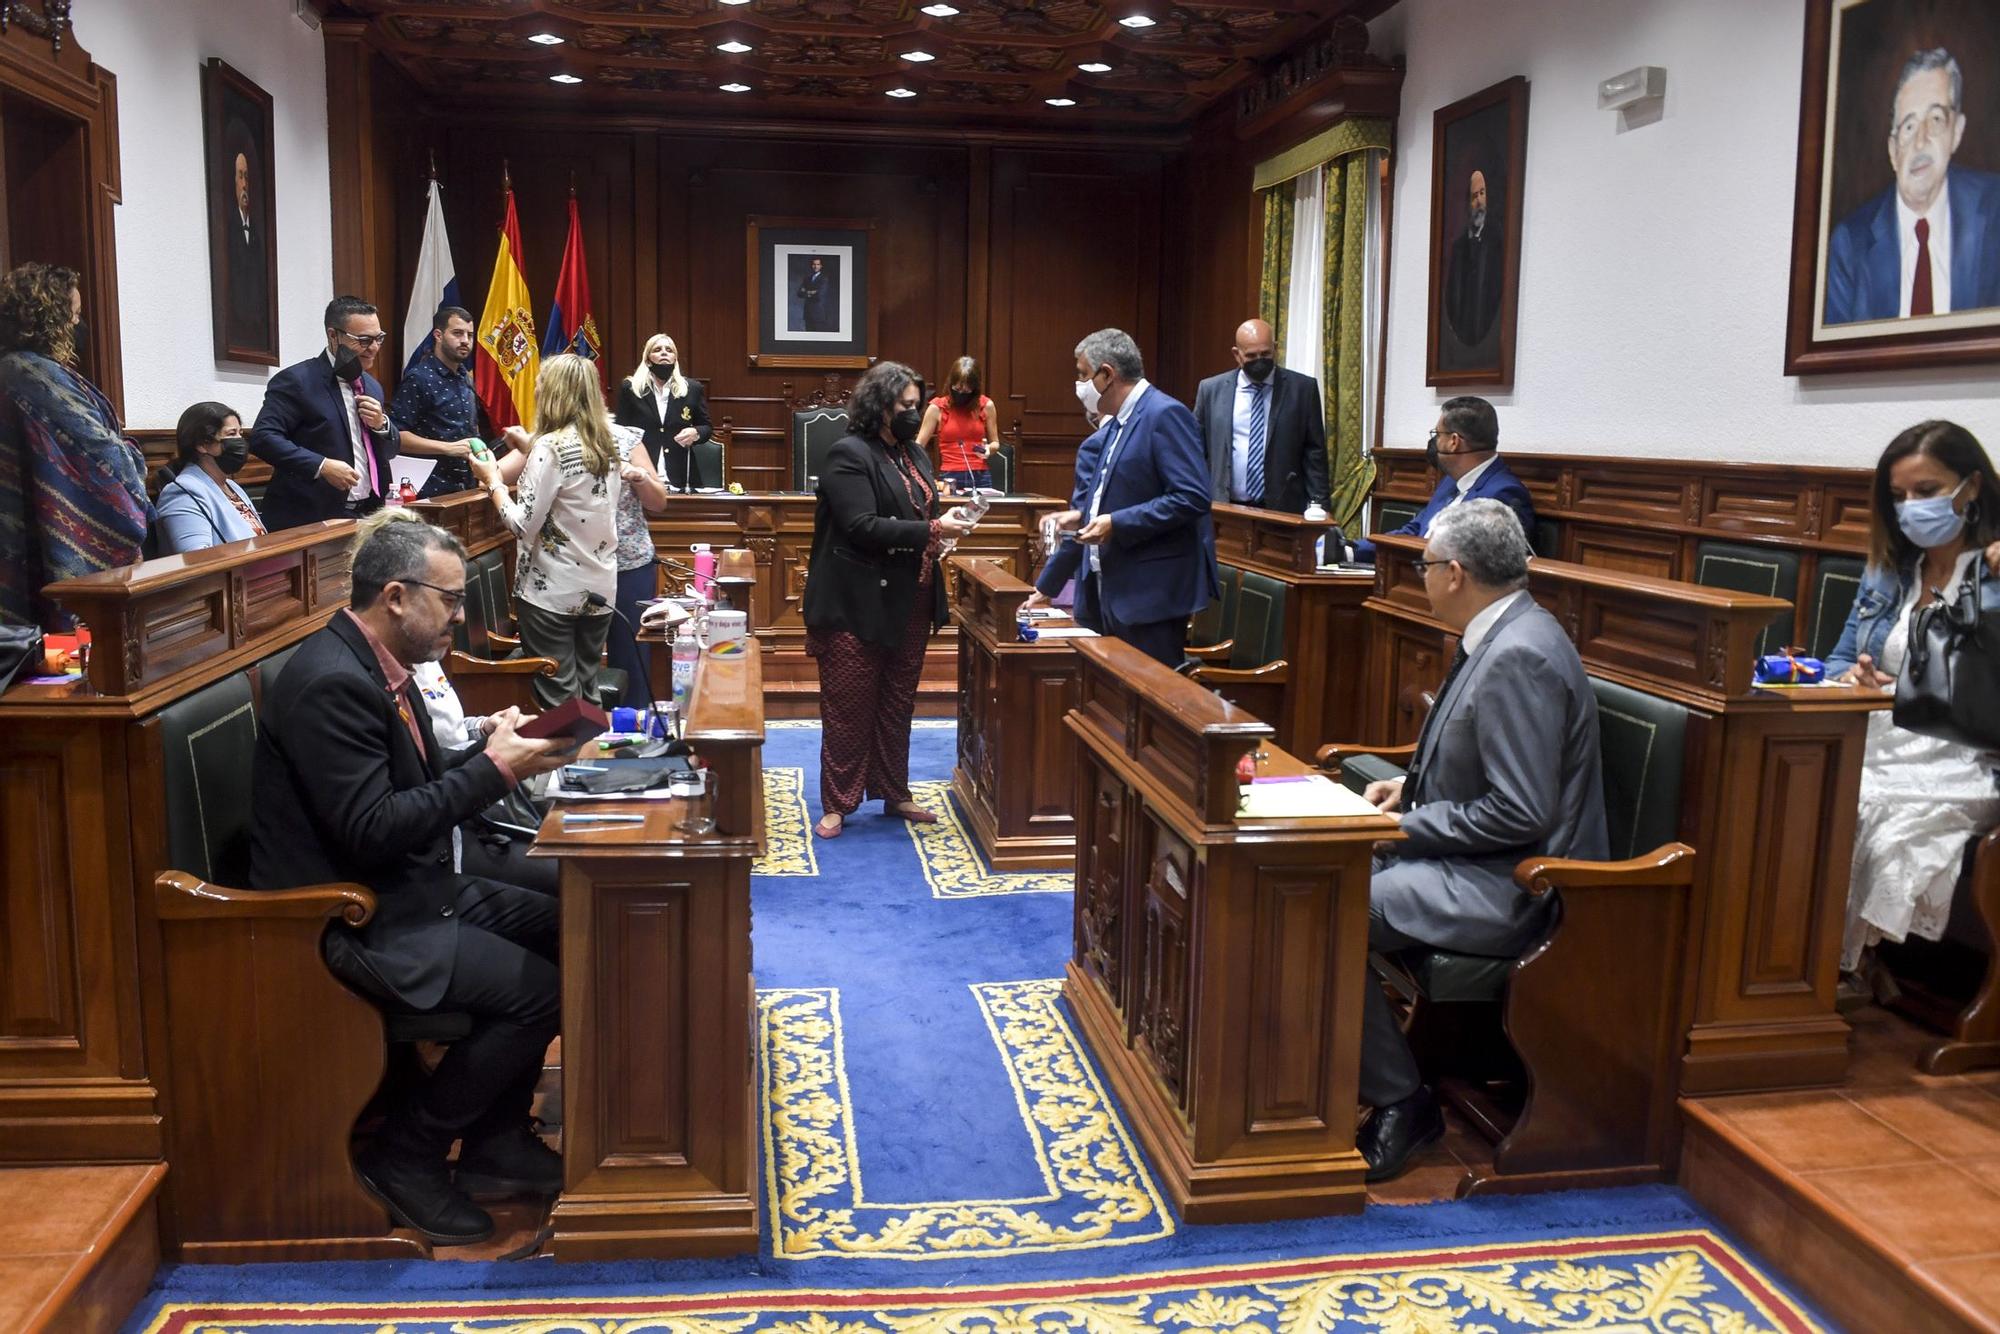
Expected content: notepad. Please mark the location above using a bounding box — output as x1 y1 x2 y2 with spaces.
1237 774 1379 819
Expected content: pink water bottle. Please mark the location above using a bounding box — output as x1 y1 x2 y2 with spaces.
691 543 716 600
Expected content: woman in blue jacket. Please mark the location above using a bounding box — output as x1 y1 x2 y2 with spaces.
1826 421 2000 999
153 401 264 553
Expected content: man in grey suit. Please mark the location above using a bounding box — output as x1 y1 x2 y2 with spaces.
1357 499 1607 1181
1193 318 1328 515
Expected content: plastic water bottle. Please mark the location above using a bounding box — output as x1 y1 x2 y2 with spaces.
671 622 699 714
1303 502 1330 565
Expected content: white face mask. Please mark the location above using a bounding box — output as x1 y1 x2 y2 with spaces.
1075 373 1103 421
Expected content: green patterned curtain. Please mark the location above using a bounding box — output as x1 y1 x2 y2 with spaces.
1322 151 1377 531
1258 187 1294 358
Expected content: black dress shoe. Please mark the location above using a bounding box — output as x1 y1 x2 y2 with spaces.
355 1144 495 1245
1361 1086 1445 1184
455 1125 563 1199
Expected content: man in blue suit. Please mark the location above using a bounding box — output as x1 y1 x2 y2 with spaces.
1027 328 1217 668
250 295 399 531
1354 395 1534 562
1825 47 2000 326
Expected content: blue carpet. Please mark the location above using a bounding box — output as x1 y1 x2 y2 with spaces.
125 723 1836 1332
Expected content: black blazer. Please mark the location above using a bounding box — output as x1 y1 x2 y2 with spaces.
250 614 511 1010
800 432 947 650
613 376 713 489
1194 365 1329 515
249 353 398 530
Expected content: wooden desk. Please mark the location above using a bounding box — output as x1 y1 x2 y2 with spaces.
1210 503 1375 755
644 492 1066 715
948 556 1080 871
529 640 764 1260
406 489 512 562
1366 535 1886 1094
1063 636 1400 1222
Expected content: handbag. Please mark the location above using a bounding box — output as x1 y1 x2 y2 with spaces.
0 624 45 694
1894 557 2000 751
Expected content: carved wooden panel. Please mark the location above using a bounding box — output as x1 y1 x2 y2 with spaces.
1075 759 1129 1018
1380 622 1447 744
237 561 310 643
1567 470 1690 528
1822 481 1873 548
1739 739 1840 997
1699 477 1813 541
1133 821 1193 1110
1027 668 1076 825
0 748 82 1045
1569 528 1681 580
604 895 690 1159
1245 871 1335 1131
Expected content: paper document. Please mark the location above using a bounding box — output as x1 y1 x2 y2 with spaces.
1237 773 1379 819
1034 625 1100 639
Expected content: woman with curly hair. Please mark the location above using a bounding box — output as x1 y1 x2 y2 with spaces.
0 263 150 628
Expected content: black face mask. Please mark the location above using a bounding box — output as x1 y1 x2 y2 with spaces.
71 319 90 356
951 389 975 407
1425 432 1441 472
649 361 673 381
1243 355 1275 383
890 407 923 443
216 438 250 474
331 345 364 383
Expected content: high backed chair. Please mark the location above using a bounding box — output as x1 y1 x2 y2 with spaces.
1374 498 1422 537
792 407 850 491
1694 540 1800 658
1315 675 1697 1195
1804 554 1865 661
985 445 1014 495
689 431 727 490
1531 517 1563 560
1184 564 1242 655
442 553 561 718
1186 569 1290 722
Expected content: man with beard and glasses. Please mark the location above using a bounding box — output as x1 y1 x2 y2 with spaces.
1826 46 2000 325
1352 396 1534 562
1195 317 1329 516
251 517 578 1245
250 295 400 529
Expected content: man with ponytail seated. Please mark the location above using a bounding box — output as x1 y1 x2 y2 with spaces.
251 516 577 1244
153 402 264 553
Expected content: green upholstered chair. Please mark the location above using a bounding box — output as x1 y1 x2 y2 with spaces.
1531 517 1563 560
689 435 727 490
442 551 561 717
1187 569 1291 724
1374 498 1421 537
158 672 261 889
1185 564 1242 656
1804 555 1865 662
1694 540 1800 658
1316 675 1697 1194
985 445 1014 496
792 407 850 491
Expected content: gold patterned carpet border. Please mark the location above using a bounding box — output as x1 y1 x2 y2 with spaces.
753 767 817 877
759 979 1172 1261
135 1229 1826 1333
903 780 1072 899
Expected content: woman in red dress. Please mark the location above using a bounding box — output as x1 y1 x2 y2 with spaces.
916 355 1000 493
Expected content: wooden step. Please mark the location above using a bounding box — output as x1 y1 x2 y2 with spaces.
0 1163 165 1333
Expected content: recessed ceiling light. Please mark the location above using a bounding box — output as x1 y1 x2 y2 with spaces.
901 50 936 62
1118 14 1157 27
1045 97 1076 106
719 82 752 92
718 0 753 5
1078 61 1112 73
886 87 917 98
920 3 960 15
549 72 583 84
528 32 564 46
716 40 753 53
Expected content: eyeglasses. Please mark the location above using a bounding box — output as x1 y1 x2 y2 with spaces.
1411 556 1452 576
397 579 467 613
333 330 390 348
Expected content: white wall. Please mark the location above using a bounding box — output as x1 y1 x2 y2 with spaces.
1370 0 1998 468
75 0 331 431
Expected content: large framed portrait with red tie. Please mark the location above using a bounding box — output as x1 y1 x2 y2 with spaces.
1425 76 1529 388
1784 0 2000 374
201 59 279 367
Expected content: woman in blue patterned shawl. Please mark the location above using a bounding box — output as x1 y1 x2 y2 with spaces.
0 263 150 629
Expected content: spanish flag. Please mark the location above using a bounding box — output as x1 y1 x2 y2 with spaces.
474 183 537 430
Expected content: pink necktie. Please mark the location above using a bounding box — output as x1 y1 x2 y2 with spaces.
351 378 380 497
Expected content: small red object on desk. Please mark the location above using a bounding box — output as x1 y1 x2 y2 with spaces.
519 697 609 744
1236 752 1257 785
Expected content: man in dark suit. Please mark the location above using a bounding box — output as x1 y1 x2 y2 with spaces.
1444 169 1503 347
249 295 400 530
1825 47 2000 325
225 149 269 351
1194 317 1328 515
251 517 575 1244
1027 328 1218 668
1353 396 1534 561
1356 500 1607 1181
797 257 835 333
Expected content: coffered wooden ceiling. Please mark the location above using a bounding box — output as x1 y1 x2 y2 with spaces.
318 1 1370 131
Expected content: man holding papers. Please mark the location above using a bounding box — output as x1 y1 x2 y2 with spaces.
1354 500 1607 1182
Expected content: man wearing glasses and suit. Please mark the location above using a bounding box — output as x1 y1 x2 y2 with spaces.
250 295 401 530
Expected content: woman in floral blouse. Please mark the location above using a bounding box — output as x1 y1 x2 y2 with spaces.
468 353 624 708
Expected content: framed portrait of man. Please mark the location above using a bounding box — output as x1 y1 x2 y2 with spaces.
1785 0 2000 374
1426 76 1529 387
746 216 876 370
200 60 278 366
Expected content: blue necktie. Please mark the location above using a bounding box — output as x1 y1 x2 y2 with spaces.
1245 382 1267 504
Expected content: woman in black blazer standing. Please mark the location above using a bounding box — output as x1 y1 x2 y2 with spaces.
613 333 713 491
801 360 976 838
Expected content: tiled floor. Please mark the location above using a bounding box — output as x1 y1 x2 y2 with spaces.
1689 1004 2000 1329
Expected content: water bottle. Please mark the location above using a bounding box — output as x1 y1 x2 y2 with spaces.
671 622 699 714
690 543 717 600
1303 502 1330 565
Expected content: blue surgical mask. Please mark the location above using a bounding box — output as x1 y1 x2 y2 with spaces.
1895 477 1970 550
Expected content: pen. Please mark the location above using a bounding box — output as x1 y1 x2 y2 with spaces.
563 813 647 825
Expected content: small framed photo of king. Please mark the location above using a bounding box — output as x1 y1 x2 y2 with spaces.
746 216 876 370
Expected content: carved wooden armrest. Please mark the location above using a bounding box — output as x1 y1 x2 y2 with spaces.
1184 640 1233 663
486 630 523 653
154 870 377 925
1314 740 1420 771
444 649 557 678
1513 842 1697 897
1191 659 1290 686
